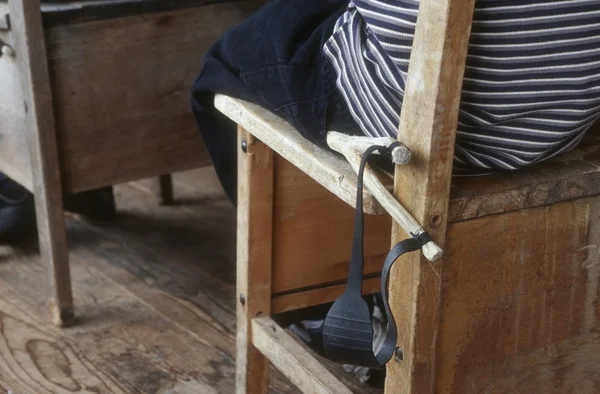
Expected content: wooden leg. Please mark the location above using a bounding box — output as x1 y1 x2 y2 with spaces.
36 196 73 327
9 0 74 327
387 0 475 391
158 174 174 205
236 127 274 394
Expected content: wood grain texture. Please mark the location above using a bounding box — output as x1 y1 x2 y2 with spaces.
0 170 295 394
327 131 442 261
9 0 73 327
213 93 600 225
118 170 373 394
387 0 475 392
272 155 391 295
252 317 353 394
0 251 244 394
72 172 304 394
215 95 385 214
0 285 128 394
449 129 600 222
438 198 600 393
0 167 373 394
272 277 381 314
0 242 238 394
237 128 275 394
45 2 261 193
270 131 600 309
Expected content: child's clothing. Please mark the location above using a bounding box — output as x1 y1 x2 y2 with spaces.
192 0 600 200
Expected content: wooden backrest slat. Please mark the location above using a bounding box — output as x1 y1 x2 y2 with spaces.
387 0 476 392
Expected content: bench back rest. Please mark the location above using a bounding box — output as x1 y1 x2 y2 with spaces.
393 0 475 247
385 1 476 392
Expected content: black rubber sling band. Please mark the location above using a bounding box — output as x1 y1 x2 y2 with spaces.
322 144 428 368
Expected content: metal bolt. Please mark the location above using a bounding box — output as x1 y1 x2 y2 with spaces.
241 140 248 153
239 293 246 306
394 347 404 362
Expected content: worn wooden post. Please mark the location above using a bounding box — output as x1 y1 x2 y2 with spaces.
236 127 275 394
386 0 475 392
9 0 73 327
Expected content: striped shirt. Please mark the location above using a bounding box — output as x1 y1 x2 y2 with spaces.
323 0 600 172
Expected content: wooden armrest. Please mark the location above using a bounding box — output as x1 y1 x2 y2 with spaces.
215 94 385 214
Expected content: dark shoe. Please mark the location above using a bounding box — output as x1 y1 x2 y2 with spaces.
0 174 116 240
0 174 36 241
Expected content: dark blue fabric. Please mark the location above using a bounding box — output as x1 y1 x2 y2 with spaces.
0 174 34 240
191 0 356 203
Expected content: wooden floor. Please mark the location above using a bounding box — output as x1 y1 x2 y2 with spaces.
0 167 380 394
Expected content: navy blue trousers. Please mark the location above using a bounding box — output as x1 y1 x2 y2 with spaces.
191 0 360 203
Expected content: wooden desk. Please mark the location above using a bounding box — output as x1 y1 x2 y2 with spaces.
0 0 261 325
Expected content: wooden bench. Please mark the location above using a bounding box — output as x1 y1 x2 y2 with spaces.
0 0 260 326
216 0 600 392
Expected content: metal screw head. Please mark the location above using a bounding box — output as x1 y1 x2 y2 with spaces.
239 293 246 306
241 140 248 153
394 347 404 362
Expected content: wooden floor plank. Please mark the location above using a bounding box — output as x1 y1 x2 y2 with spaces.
0 283 128 394
0 168 377 394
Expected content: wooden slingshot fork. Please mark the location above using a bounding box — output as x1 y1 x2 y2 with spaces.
326 131 443 262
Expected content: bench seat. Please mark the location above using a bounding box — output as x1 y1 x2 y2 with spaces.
450 132 600 221
217 95 600 319
217 94 600 221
